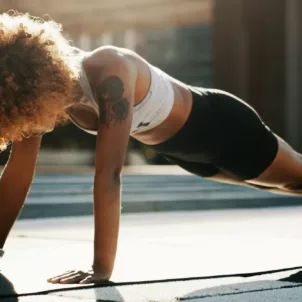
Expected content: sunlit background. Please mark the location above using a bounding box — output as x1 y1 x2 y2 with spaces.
0 0 300 172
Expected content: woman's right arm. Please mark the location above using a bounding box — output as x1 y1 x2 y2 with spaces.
0 135 42 248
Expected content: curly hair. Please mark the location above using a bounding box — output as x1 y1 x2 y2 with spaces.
0 11 81 151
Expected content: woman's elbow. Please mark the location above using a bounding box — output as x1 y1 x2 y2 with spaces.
95 166 122 187
112 168 122 186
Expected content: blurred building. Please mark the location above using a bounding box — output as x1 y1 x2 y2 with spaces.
0 0 302 158
213 0 302 152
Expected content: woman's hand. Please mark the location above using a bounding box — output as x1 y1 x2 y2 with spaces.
47 269 111 284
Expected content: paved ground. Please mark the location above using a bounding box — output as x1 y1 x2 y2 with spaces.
2 207 302 301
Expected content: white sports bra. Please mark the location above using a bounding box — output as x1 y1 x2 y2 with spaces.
74 60 175 135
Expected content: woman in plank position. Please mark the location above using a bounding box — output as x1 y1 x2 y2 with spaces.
0 12 302 284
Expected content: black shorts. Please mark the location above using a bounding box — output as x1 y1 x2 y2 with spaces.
146 87 278 180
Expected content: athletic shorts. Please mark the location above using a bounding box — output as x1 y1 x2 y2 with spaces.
147 87 279 180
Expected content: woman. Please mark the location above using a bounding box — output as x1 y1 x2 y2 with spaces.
0 12 302 284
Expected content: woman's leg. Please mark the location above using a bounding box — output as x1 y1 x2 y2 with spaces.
164 154 293 194
163 142 302 196
208 170 302 196
201 89 302 195
246 135 302 194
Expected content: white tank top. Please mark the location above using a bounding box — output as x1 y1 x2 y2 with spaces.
75 61 174 135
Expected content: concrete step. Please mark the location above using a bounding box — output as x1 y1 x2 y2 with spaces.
18 174 302 219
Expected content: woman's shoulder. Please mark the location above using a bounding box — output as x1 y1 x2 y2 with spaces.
81 46 139 89
83 46 136 71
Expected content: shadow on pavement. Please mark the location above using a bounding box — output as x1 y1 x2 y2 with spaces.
179 275 302 302
280 270 302 283
0 273 18 301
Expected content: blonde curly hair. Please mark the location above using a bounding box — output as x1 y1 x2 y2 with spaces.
0 11 81 151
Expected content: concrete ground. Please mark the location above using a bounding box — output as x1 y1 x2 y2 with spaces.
2 207 302 301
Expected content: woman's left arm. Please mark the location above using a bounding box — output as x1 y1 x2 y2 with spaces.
91 52 136 281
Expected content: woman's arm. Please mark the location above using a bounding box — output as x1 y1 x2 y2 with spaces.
91 51 136 280
0 135 42 248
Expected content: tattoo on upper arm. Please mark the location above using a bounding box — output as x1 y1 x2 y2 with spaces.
95 76 129 127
